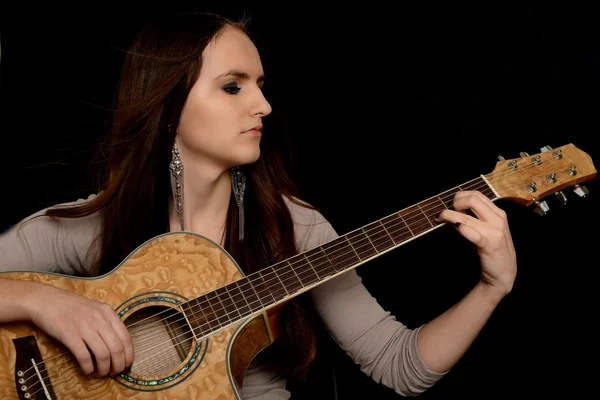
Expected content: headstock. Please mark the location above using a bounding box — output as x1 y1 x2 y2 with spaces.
484 143 596 215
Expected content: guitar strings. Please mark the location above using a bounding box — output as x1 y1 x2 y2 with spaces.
112 157 554 336
25 157 562 393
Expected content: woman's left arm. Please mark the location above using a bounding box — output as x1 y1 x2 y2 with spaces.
417 189 518 373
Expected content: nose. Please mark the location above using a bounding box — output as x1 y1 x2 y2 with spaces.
250 87 272 117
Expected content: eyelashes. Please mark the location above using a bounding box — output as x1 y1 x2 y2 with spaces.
221 82 265 95
222 82 241 95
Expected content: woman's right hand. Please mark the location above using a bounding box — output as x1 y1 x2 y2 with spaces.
25 283 134 378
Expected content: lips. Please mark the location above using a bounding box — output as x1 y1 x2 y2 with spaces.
244 124 263 133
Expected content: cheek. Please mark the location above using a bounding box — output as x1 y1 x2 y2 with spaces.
178 101 240 147
181 95 238 130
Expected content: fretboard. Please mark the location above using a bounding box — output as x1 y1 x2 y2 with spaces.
181 175 496 338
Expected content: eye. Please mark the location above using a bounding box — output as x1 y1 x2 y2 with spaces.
222 82 241 95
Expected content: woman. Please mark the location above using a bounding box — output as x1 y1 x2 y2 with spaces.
0 11 517 399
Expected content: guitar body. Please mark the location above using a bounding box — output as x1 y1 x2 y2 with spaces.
0 232 283 400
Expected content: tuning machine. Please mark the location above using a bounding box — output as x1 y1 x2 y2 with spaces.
573 184 589 198
554 190 568 206
534 200 550 216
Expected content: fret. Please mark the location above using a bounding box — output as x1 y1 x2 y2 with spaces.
419 196 447 225
215 285 240 321
190 296 219 333
304 247 336 279
192 299 213 336
380 213 413 244
439 187 460 208
181 301 203 337
224 282 252 318
317 246 338 273
301 253 323 281
399 205 431 236
272 267 290 296
321 236 360 272
361 228 381 253
344 236 362 262
377 220 398 247
347 229 377 260
417 204 434 228
437 195 451 210
290 255 320 286
214 286 235 323
258 267 287 302
247 272 276 307
277 261 304 293
235 280 261 313
205 291 229 326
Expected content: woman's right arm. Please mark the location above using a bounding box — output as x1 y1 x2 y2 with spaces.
0 277 134 377
0 195 134 377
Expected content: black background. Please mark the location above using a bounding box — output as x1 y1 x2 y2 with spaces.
1 3 598 399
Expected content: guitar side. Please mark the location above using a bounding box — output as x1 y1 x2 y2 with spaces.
0 232 280 400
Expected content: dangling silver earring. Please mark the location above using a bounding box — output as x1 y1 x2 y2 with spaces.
230 166 246 241
169 140 184 231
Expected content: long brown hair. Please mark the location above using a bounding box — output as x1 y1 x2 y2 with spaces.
45 11 318 378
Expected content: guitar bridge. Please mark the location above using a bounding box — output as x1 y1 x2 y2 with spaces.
12 336 56 400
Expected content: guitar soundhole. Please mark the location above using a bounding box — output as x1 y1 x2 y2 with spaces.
124 305 195 377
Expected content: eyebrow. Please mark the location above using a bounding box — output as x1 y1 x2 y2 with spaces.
216 69 265 83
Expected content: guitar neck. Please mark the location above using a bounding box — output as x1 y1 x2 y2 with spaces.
181 175 497 338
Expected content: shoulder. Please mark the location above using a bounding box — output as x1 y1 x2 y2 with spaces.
32 192 102 227
1 193 103 275
21 192 103 245
281 194 339 252
14 192 101 227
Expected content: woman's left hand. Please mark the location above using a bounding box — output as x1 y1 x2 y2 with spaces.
435 190 517 299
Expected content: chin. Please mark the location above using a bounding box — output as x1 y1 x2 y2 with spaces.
243 147 261 164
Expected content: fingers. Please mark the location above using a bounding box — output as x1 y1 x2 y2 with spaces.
453 190 507 221
98 324 126 377
454 220 485 246
63 334 95 375
81 321 112 378
99 305 133 376
111 317 135 370
79 307 132 378
435 206 487 231
434 190 513 251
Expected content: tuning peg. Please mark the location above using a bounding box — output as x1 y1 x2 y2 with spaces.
498 155 505 161
540 145 553 152
573 184 589 198
554 190 568 205
519 152 530 157
534 200 550 216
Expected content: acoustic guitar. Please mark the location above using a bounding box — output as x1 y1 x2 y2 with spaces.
0 143 596 399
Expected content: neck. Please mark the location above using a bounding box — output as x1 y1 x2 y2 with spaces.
180 174 499 340
170 145 232 234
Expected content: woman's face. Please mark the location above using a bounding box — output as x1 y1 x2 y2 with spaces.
176 25 272 171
